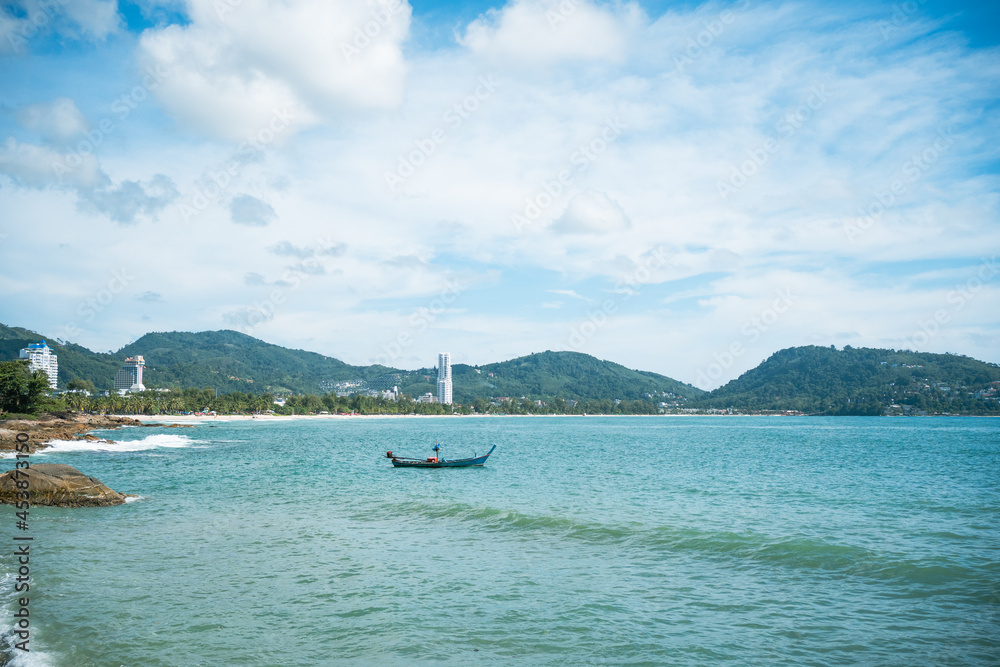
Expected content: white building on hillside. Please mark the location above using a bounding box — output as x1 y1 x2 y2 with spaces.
437 352 453 405
19 340 58 389
114 355 146 394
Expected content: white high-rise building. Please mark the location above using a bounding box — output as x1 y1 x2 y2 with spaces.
19 341 58 389
114 356 146 393
437 353 453 405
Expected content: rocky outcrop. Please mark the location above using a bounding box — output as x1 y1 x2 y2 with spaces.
0 412 186 454
0 463 130 507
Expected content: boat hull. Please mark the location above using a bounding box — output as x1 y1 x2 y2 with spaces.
390 445 496 468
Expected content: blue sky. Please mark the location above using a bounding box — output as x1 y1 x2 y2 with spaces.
1 0 998 389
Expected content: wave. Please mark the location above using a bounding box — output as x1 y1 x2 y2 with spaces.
33 433 204 455
364 499 985 587
0 636 54 667
0 575 55 667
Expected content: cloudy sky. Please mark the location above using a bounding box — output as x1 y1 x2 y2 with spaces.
1 0 998 389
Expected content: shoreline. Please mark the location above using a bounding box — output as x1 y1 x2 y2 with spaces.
121 411 988 425
124 412 783 424
3 411 989 453
0 413 190 454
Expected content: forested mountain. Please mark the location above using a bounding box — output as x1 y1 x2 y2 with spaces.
0 324 700 402
452 351 703 401
693 345 1000 415
0 323 121 388
117 330 393 394
5 323 998 414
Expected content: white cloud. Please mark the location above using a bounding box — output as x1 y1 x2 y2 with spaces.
230 194 277 226
0 137 104 189
548 289 589 301
16 98 89 142
459 0 635 65
2 0 999 381
137 0 411 140
550 190 631 234
0 0 118 54
62 0 120 39
0 138 178 224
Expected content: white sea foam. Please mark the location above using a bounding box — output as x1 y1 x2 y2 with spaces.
0 641 55 667
34 433 203 455
124 495 144 503
0 575 56 667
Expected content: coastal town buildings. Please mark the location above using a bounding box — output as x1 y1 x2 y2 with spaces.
437 352 453 405
114 355 146 393
19 340 58 389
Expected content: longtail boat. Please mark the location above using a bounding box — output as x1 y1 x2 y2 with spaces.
386 444 496 468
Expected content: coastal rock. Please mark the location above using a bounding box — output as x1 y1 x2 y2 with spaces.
0 413 146 453
0 463 129 507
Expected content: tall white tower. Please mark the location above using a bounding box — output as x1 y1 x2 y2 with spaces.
114 356 146 393
19 341 58 389
437 353 453 405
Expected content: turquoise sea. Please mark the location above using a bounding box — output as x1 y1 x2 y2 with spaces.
1 416 998 666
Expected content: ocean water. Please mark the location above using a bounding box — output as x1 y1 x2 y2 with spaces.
1 416 998 666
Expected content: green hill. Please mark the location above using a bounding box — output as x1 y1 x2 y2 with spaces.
0 324 700 402
451 351 703 402
9 323 996 413
0 323 121 390
116 330 394 394
695 345 1000 415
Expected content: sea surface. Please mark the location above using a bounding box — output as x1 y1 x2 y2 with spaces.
1 416 998 666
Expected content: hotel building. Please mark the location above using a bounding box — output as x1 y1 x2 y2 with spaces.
437 352 453 405
114 355 146 393
19 340 58 389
